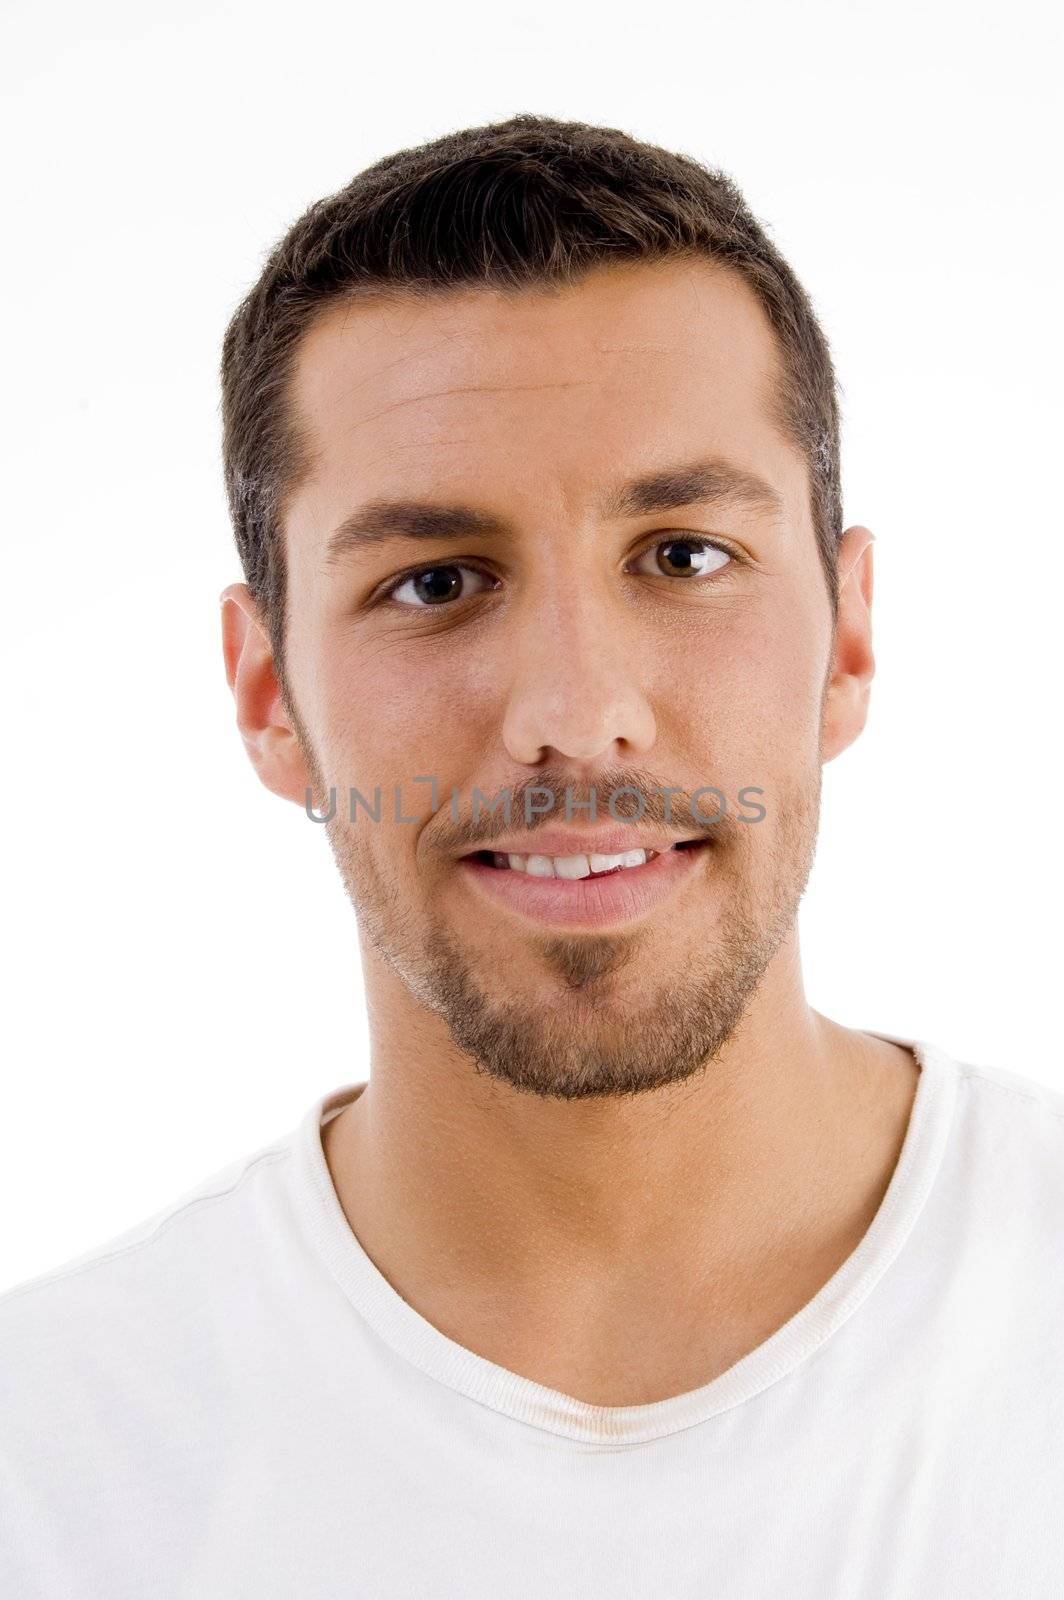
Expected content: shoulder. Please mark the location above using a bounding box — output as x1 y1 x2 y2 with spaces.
0 1129 304 1576
951 1049 1064 1135
0 1135 294 1359
940 1046 1064 1205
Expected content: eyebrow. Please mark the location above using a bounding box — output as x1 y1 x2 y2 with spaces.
324 456 785 566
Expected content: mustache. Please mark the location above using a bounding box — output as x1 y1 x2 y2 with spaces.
440 765 750 853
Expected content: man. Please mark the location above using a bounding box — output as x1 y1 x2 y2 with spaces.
2 113 1061 1597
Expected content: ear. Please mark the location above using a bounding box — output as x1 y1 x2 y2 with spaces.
219 583 314 806
820 526 876 763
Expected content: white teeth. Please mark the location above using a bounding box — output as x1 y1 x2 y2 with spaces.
554 855 592 880
495 848 653 877
589 850 648 874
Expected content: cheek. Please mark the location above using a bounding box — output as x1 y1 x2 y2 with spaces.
317 634 490 784
659 593 827 775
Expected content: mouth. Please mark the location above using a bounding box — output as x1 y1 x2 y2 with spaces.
463 837 708 879
455 837 713 929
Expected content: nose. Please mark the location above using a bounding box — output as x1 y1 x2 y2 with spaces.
501 582 657 766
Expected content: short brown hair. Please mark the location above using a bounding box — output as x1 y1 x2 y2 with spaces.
220 113 842 706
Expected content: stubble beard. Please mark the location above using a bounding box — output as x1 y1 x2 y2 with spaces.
316 764 822 1105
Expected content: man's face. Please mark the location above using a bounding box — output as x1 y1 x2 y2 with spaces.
266 259 864 1100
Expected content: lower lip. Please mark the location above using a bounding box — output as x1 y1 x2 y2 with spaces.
456 844 711 929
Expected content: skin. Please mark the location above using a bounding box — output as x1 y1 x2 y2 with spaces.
220 257 919 1407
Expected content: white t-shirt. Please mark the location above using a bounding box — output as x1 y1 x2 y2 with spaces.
2 1033 1063 1599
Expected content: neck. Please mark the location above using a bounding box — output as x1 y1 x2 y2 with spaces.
321 931 919 1405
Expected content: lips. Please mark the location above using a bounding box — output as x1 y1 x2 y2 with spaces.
456 836 712 929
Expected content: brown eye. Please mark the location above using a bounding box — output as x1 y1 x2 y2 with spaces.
388 564 494 607
634 538 733 578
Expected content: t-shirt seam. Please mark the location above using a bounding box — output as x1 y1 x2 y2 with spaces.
0 1146 291 1311
957 1064 1064 1120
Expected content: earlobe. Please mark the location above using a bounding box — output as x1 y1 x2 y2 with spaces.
820 527 876 764
218 583 312 806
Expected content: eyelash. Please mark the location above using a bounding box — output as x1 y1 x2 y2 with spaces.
378 536 741 609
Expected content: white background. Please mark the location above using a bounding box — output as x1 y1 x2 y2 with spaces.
1 0 1060 1289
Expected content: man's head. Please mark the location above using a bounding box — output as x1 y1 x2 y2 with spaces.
220 113 875 1102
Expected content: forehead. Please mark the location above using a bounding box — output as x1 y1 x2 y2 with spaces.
285 258 805 539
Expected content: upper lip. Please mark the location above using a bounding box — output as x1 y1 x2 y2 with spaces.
459 830 708 859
